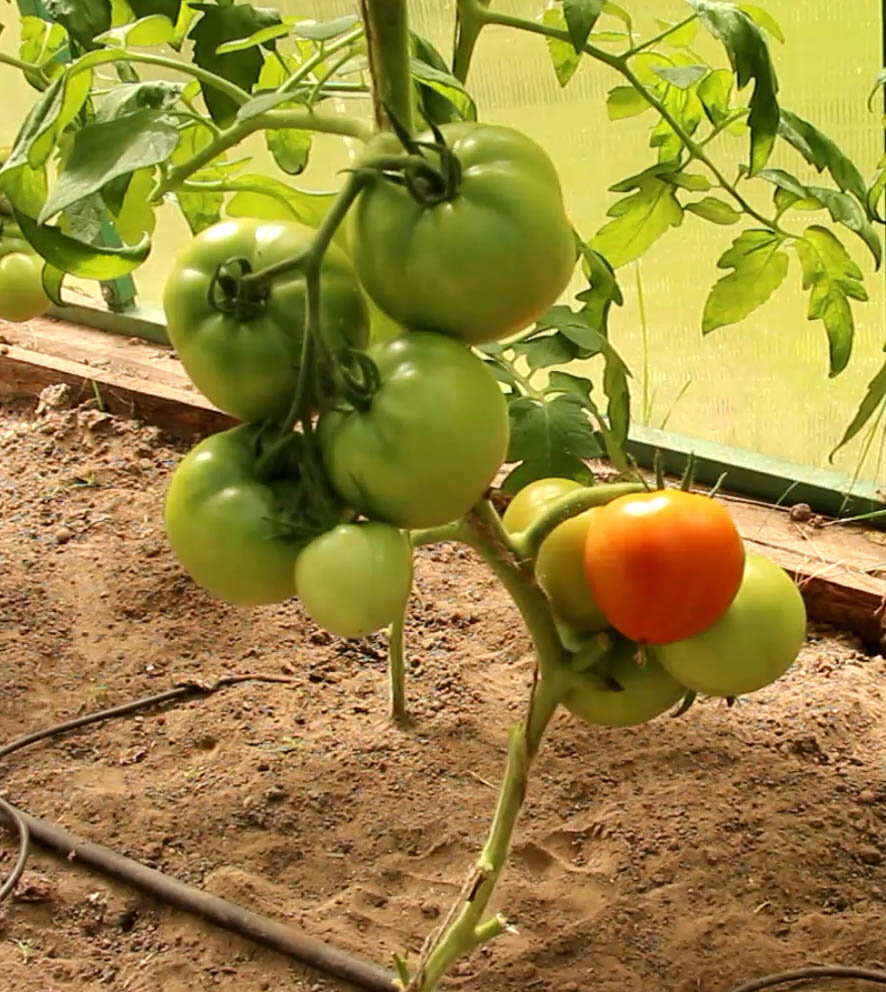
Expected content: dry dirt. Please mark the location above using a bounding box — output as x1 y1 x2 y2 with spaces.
0 396 885 992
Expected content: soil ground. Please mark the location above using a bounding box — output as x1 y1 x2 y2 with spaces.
0 397 885 992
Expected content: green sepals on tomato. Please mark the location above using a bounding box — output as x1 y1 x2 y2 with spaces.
653 553 807 697
503 478 608 633
0 251 50 322
165 424 313 606
319 331 509 529
584 488 745 645
563 639 686 727
163 218 368 423
295 522 412 639
350 123 577 345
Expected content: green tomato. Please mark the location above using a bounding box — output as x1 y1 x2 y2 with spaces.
350 123 577 344
502 477 608 633
501 477 580 532
563 641 686 728
163 218 368 423
0 251 49 322
164 425 303 606
653 553 807 697
319 331 509 529
295 522 412 638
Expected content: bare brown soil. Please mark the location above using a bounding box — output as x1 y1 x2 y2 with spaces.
1 397 885 992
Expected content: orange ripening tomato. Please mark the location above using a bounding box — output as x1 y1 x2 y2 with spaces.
583 488 745 644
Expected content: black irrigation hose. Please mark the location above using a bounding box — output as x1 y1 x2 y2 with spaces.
1 678 886 992
727 967 886 992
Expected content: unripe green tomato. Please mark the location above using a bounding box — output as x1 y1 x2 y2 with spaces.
502 477 608 633
294 522 413 638
653 553 807 696
563 640 685 727
0 252 49 322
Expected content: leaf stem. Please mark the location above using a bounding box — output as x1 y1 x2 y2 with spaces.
622 14 698 58
0 52 47 79
153 108 372 199
492 351 545 400
279 25 365 94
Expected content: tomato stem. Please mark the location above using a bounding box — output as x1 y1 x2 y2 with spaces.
513 482 646 560
360 0 414 134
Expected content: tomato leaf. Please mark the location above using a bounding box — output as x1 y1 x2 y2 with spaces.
188 2 283 124
794 226 867 377
512 332 579 371
253 54 312 176
602 1 632 32
688 0 779 174
224 174 337 229
96 14 175 47
697 68 734 125
830 356 886 459
42 263 67 308
19 17 68 91
130 0 182 20
542 6 581 87
606 86 650 120
702 229 789 333
867 68 886 111
43 0 111 51
737 3 784 43
12 207 151 279
409 55 477 123
591 173 683 268
562 0 603 53
546 370 594 406
504 394 603 492
112 167 157 244
685 196 742 225
653 65 708 90
778 108 869 212
95 81 185 122
656 16 699 49
39 110 179 222
171 125 223 234
292 15 360 41
868 155 886 224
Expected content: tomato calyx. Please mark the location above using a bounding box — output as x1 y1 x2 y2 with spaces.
207 255 272 320
379 108 462 206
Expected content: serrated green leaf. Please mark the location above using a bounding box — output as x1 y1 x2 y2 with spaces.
546 370 594 405
697 67 734 125
755 166 812 202
483 360 520 392
656 16 699 49
702 228 789 333
13 207 150 279
96 13 174 47
606 86 650 120
609 161 681 193
40 110 179 222
563 0 603 52
689 0 779 174
686 196 741 224
653 64 708 90
292 15 360 41
411 33 473 125
794 225 867 376
409 56 476 122
43 0 111 51
542 6 581 87
189 3 282 125
778 108 868 210
506 394 603 469
737 3 784 43
806 186 882 269
592 175 683 268
831 357 886 459
513 332 579 371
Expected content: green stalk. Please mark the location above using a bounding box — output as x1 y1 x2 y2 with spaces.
153 108 372 199
453 0 490 83
360 0 414 132
623 14 698 57
0 52 47 79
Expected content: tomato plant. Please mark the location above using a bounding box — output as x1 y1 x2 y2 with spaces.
349 123 577 345
164 425 308 607
654 553 807 697
563 639 686 728
163 218 368 424
584 489 745 645
0 251 48 323
319 331 509 529
295 522 413 639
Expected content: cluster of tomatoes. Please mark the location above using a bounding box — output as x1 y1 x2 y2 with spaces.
163 122 577 638
504 479 808 726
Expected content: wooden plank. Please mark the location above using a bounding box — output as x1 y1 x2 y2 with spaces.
0 340 235 438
